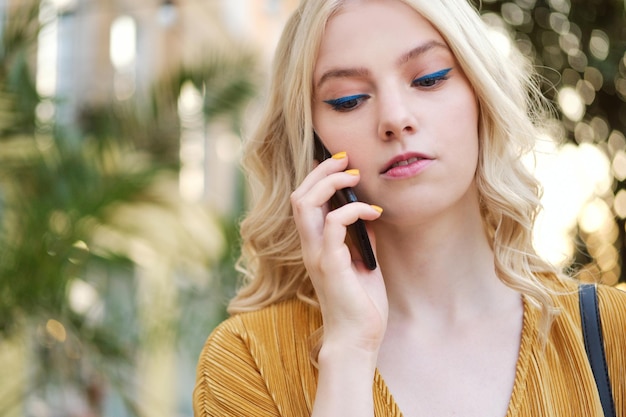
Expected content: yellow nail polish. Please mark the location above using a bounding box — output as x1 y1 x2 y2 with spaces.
345 169 360 176
370 205 383 213
332 151 347 159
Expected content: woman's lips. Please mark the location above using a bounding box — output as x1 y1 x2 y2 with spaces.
389 156 422 169
381 153 434 178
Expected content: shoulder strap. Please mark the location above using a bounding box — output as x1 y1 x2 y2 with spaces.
579 283 616 417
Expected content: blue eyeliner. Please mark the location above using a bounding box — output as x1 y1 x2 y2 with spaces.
324 94 369 111
324 67 452 111
413 67 452 86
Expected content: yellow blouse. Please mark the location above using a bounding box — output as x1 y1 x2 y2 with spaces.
193 284 626 416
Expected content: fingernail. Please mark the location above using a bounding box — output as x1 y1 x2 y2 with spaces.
345 169 360 176
370 205 383 213
332 151 347 159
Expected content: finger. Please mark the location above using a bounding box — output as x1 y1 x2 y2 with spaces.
291 151 350 201
321 203 383 271
291 169 363 246
346 211 382 271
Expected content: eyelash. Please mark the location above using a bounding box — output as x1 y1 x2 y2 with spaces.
323 67 453 113
324 94 369 112
411 67 452 88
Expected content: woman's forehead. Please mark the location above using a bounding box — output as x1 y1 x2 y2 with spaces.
313 1 448 81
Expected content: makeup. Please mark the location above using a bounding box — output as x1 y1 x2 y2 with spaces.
412 67 452 88
381 152 435 179
324 94 370 112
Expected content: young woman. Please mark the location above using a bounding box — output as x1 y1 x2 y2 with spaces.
193 1 626 416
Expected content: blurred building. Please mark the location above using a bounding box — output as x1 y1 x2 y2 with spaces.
37 0 296 113
32 0 297 211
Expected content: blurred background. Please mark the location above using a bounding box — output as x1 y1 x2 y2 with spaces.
0 0 623 416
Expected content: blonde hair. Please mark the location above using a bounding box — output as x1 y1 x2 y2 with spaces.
229 0 565 334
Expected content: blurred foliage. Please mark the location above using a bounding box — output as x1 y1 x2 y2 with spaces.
479 0 626 284
0 1 258 416
480 0 625 138
79 51 258 166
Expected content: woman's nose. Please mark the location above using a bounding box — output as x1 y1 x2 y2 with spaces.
376 88 418 141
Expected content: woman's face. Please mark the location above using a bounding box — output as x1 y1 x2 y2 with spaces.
312 0 480 224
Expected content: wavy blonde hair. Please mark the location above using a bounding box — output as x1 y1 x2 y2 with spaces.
229 0 566 334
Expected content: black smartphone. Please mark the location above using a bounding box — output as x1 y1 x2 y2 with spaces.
313 134 377 270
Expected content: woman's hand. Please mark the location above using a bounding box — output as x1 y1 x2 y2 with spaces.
291 151 387 416
290 151 388 356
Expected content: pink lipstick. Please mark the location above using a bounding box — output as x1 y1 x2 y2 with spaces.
381 153 433 179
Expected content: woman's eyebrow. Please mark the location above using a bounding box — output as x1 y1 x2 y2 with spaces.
396 40 449 65
315 40 449 90
316 67 370 90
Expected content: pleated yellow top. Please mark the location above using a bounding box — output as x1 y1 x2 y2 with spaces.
193 283 626 416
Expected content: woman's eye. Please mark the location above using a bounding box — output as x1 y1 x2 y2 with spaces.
412 68 452 88
324 94 369 112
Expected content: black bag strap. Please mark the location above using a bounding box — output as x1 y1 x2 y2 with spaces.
579 283 616 417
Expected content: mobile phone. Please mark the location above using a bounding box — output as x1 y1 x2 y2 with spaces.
313 134 377 270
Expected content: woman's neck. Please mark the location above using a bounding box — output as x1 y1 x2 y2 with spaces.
372 199 518 326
